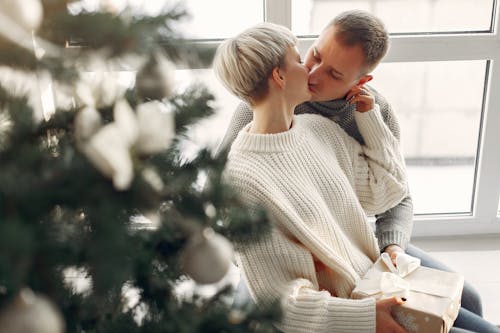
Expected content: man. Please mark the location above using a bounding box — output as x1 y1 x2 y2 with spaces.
216 10 483 332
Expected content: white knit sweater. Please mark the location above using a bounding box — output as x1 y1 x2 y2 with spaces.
224 105 408 333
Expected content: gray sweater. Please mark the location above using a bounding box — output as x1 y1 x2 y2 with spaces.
215 87 413 252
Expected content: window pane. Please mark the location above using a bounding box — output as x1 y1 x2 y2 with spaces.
292 0 495 35
177 0 263 39
174 69 240 159
69 0 264 39
371 60 486 214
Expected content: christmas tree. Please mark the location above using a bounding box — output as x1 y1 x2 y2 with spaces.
0 1 280 332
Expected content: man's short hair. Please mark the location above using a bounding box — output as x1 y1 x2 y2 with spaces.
213 23 297 105
328 10 389 73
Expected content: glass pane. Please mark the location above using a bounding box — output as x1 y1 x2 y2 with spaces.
69 0 264 39
174 69 240 158
177 0 263 39
292 0 495 35
371 60 486 214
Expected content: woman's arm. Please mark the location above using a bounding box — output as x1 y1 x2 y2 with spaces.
237 228 377 333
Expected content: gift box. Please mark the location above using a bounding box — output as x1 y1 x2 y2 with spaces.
351 253 464 333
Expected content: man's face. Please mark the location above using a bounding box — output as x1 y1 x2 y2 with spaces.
304 25 372 102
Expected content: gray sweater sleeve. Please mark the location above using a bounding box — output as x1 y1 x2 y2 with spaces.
371 93 414 252
214 102 253 158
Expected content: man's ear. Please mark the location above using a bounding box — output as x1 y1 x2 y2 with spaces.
271 67 285 89
356 74 373 87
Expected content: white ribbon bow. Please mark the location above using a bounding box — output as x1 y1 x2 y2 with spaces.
380 252 421 278
75 99 175 190
360 253 421 299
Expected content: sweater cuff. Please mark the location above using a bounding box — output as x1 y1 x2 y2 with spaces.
354 104 394 150
325 297 376 333
378 230 410 252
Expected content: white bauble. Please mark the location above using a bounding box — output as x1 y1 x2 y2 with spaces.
74 106 102 143
181 228 234 285
0 289 65 333
113 99 139 147
0 110 13 149
84 123 133 191
0 0 43 31
135 53 175 101
75 71 127 109
135 101 175 154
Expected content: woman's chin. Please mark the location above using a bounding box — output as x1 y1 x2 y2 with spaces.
302 91 313 102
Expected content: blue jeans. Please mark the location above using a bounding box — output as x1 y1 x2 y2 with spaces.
450 307 500 333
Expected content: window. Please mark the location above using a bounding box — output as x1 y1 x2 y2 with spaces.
291 1 500 236
371 61 486 215
174 69 240 159
69 0 264 39
292 0 496 35
175 0 264 39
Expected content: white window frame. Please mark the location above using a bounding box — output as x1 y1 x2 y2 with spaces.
265 0 500 237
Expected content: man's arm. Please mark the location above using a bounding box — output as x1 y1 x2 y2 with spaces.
214 102 253 157
371 89 414 253
375 195 413 252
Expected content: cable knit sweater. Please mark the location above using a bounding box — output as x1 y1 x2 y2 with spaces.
216 87 413 252
224 106 408 333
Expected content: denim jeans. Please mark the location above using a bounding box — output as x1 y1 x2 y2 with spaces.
450 307 500 333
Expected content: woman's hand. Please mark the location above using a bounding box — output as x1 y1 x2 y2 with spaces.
384 244 405 267
346 85 375 112
376 297 408 333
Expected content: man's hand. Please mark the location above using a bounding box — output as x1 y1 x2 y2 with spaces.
346 85 375 112
384 244 405 267
376 297 407 333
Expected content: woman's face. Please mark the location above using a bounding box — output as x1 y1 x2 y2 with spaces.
281 46 311 105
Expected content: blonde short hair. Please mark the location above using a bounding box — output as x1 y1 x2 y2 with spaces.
213 23 297 105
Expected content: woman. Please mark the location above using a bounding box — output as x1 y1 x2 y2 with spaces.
213 23 499 333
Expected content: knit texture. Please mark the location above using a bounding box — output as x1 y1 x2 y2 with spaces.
224 107 408 332
215 87 413 251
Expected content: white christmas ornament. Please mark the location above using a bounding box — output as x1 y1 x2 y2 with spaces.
0 0 43 32
74 106 102 143
0 110 13 149
75 99 175 190
135 101 175 154
0 288 65 333
113 99 140 146
75 71 127 108
181 228 234 285
84 123 134 190
136 53 175 101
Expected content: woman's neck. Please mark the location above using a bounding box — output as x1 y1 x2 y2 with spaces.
250 97 294 134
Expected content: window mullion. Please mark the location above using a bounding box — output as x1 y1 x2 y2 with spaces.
265 0 291 28
412 216 500 237
473 56 500 224
386 34 500 62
